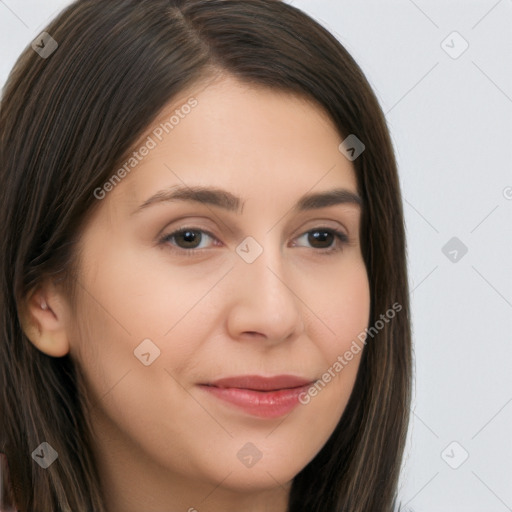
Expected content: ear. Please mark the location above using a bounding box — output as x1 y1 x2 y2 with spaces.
19 280 71 357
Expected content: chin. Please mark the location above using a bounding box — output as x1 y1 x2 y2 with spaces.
214 468 295 493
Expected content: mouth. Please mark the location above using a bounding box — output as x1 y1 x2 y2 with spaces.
198 375 316 419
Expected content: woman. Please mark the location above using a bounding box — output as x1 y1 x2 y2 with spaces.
0 0 412 510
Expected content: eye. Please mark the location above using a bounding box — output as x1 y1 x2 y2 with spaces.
158 226 349 256
292 228 349 254
159 227 218 253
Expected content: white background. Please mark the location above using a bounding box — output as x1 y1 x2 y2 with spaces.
1 1 511 510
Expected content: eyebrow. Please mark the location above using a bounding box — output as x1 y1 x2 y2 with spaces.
132 185 362 216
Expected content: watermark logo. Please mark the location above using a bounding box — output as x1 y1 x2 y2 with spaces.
441 441 469 469
237 442 263 468
134 338 161 366
31 442 58 469
32 32 58 59
338 134 365 161
441 236 468 263
236 236 264 263
441 31 469 60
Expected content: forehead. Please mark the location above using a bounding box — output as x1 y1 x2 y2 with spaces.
110 74 358 212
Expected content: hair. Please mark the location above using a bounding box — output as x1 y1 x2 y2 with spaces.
0 0 412 510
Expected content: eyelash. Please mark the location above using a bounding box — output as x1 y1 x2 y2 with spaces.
158 226 349 257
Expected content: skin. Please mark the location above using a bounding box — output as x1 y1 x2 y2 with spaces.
23 73 370 512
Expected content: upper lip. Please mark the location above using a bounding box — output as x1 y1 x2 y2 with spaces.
203 375 315 391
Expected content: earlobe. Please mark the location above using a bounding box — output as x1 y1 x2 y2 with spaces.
19 284 71 358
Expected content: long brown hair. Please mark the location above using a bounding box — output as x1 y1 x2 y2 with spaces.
0 0 412 510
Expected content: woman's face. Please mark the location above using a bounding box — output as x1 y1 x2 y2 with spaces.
69 74 370 508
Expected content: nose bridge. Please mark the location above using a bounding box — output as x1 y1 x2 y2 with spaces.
227 233 304 340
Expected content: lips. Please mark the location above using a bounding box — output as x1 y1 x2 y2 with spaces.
205 374 315 391
198 374 316 418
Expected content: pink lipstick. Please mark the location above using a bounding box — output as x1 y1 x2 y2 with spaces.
198 375 315 419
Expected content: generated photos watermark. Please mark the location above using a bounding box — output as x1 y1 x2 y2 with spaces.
93 97 198 200
299 301 402 405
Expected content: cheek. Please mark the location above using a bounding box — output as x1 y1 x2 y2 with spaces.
317 257 371 353
331 263 370 353
69 247 224 400
301 257 370 407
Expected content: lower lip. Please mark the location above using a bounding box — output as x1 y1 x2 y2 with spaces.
198 384 312 418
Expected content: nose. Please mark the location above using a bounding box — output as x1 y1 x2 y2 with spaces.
225 241 306 345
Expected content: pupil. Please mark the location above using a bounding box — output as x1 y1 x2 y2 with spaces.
181 230 200 247
310 230 332 247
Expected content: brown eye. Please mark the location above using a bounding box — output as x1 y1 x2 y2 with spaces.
159 226 349 257
160 227 218 252
308 230 334 248
293 228 348 254
173 229 203 249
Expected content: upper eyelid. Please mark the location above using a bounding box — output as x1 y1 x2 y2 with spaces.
162 215 352 236
156 204 357 227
